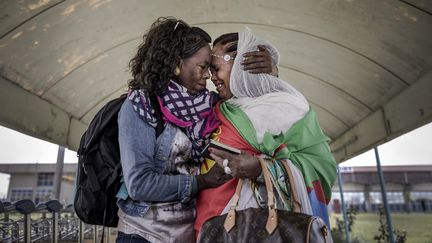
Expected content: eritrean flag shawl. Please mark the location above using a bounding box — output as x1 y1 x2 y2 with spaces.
220 101 337 226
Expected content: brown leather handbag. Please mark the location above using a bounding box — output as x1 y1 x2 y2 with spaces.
198 158 333 243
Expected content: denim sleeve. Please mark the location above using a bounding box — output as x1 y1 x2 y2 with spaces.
118 99 194 203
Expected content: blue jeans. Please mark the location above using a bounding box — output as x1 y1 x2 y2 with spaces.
116 232 151 243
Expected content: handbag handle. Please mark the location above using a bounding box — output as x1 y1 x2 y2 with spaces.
223 157 278 234
280 161 302 213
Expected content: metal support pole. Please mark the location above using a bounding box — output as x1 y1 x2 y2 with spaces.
107 227 110 243
3 213 9 239
24 214 31 243
374 147 395 243
78 221 84 243
337 166 351 243
52 212 58 243
54 146 65 200
93 225 98 243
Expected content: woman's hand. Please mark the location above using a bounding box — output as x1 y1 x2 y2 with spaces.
242 45 278 76
209 148 262 179
196 163 232 191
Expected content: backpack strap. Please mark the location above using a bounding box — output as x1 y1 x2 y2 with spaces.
83 163 101 192
80 94 128 156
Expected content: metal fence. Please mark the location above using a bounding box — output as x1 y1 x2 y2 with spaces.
0 199 116 243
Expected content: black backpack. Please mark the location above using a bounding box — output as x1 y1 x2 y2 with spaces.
74 94 163 227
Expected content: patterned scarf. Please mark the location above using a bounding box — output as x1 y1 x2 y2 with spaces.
128 89 159 127
128 81 220 163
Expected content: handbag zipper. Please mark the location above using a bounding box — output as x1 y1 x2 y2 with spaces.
321 225 328 243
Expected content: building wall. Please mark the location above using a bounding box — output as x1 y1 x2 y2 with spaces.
370 182 404 192
331 166 432 213
2 163 432 211
60 174 76 205
8 173 37 190
0 163 77 205
412 183 432 191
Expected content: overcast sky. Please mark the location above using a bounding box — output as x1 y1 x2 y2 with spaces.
1 122 431 198
341 122 432 167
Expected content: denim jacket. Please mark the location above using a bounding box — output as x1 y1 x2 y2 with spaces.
116 99 197 217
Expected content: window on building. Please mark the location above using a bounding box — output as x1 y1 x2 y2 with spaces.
411 192 432 201
370 192 382 204
34 188 52 204
386 192 404 204
10 188 33 202
331 192 365 205
370 191 404 204
37 173 54 186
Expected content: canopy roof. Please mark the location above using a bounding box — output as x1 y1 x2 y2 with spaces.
1 0 431 162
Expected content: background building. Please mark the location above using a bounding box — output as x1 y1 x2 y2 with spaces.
0 163 77 205
2 163 431 214
331 165 432 213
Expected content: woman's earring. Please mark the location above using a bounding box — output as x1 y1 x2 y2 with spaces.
174 66 181 76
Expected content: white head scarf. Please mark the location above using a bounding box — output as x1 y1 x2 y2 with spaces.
227 28 310 143
229 27 305 99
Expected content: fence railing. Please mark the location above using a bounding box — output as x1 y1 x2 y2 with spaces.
0 199 116 243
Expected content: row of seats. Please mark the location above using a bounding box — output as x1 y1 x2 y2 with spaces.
0 199 69 214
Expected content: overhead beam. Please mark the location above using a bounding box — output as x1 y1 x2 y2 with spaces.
331 70 432 163
0 75 86 150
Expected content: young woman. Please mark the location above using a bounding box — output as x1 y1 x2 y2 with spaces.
195 29 337 238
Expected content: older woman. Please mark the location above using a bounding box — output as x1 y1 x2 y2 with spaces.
194 28 337 238
116 18 274 243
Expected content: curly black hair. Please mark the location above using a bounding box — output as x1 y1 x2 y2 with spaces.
128 17 211 95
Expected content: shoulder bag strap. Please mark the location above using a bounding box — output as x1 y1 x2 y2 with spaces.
281 161 302 213
223 157 278 234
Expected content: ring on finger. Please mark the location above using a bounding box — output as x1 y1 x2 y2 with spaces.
224 166 232 175
222 159 229 167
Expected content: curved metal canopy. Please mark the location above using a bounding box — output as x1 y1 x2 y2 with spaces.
0 0 431 162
